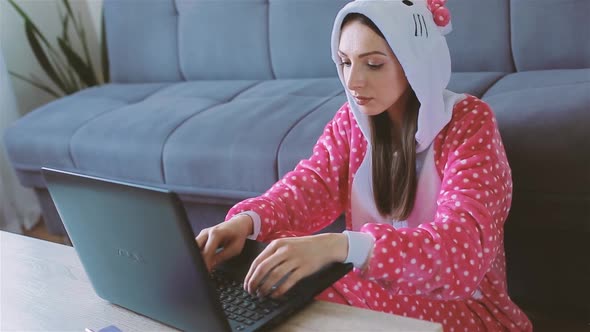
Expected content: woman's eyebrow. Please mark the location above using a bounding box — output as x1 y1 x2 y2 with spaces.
337 50 387 58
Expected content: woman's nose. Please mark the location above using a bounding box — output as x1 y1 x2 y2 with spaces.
346 65 365 91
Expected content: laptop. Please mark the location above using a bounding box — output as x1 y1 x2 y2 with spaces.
42 167 352 332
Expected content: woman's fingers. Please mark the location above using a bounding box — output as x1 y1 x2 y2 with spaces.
202 229 223 271
195 228 209 250
245 242 292 294
196 228 215 270
256 262 297 297
246 253 283 294
243 235 337 298
197 220 252 272
271 269 301 298
212 239 243 268
244 241 278 291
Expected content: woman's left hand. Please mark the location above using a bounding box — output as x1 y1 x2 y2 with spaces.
244 233 348 298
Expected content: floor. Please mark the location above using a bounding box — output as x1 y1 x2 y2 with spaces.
22 217 71 246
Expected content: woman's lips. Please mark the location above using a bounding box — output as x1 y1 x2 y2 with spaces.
354 96 372 105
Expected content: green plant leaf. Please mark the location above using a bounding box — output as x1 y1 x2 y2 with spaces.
61 12 70 44
101 9 110 83
9 71 61 98
25 21 67 94
62 0 81 36
9 0 73 91
10 0 107 95
45 45 78 95
8 0 53 49
28 72 65 98
75 9 94 71
56 53 81 93
58 37 98 87
61 0 74 21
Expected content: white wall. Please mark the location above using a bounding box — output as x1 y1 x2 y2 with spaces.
0 0 104 116
0 0 103 232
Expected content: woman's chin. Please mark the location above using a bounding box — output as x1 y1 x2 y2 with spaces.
357 105 382 117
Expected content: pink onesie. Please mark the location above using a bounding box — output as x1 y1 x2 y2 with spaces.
227 95 532 332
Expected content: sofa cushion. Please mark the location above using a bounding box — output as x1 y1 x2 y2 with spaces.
164 78 344 197
277 94 346 176
481 69 590 226
103 0 517 83
269 0 349 78
3 83 167 187
104 0 182 83
446 0 514 72
447 72 506 98
70 81 261 185
511 0 590 71
483 68 590 97
177 0 274 80
491 69 590 320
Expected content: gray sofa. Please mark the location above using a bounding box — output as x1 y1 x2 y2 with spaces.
4 0 589 329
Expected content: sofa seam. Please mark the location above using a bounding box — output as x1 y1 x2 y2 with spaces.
173 0 188 82
476 74 508 99
507 0 517 73
67 84 174 170
266 0 276 79
159 80 263 184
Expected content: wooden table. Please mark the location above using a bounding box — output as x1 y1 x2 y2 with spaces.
0 231 442 331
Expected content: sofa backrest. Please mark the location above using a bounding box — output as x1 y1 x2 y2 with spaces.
510 0 590 71
104 0 349 82
104 0 587 83
104 0 184 83
445 0 514 73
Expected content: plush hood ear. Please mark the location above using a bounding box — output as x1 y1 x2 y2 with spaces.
331 0 460 153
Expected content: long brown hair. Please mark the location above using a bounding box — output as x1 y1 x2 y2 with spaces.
341 13 420 220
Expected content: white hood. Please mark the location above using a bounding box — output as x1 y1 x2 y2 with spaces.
331 0 463 153
330 0 466 229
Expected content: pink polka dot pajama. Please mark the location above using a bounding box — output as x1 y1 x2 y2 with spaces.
227 96 532 331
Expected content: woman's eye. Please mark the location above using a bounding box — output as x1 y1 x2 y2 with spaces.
339 60 351 67
368 63 384 69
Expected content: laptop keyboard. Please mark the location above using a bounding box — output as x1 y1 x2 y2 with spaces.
212 270 286 327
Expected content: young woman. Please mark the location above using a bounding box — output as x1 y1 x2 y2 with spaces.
197 1 532 330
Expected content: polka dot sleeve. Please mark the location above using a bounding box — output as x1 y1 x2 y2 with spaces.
225 105 353 241
359 96 512 301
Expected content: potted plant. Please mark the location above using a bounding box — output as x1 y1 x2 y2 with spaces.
7 0 109 97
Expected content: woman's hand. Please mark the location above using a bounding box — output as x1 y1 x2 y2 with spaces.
196 214 254 272
244 233 348 298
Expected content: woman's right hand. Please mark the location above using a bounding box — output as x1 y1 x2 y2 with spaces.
196 214 254 272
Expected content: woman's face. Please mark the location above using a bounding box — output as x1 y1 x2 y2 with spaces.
338 20 410 117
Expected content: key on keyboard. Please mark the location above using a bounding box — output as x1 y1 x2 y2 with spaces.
212 270 285 326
